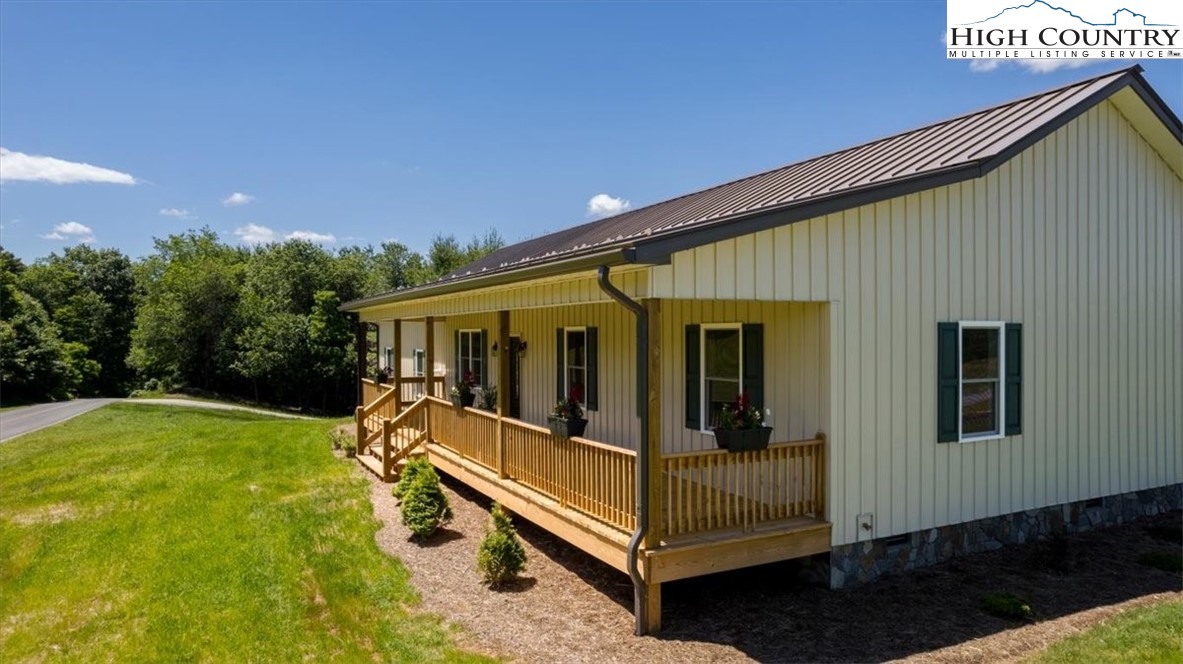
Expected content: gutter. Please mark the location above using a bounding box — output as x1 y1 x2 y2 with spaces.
595 264 650 636
339 247 639 312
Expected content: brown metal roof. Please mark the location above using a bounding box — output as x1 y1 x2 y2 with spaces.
343 65 1180 311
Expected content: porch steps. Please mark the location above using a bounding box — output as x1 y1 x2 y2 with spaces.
355 443 425 482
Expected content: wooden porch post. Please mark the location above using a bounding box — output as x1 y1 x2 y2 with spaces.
424 316 435 442
496 310 510 478
392 318 403 415
643 298 663 633
353 313 366 408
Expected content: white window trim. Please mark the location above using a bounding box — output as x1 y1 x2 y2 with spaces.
562 326 587 404
700 322 744 435
412 348 425 377
457 329 484 384
958 320 1006 443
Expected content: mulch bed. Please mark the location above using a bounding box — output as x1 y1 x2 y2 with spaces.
358 458 1181 663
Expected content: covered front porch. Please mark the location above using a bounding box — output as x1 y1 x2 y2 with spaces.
352 292 832 633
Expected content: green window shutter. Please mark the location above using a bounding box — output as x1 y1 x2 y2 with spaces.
685 325 701 430
937 322 959 443
454 329 461 383
742 324 765 414
585 327 599 412
479 329 488 386
556 328 565 402
1005 323 1022 436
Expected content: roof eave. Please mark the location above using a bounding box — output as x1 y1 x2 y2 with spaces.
340 246 640 312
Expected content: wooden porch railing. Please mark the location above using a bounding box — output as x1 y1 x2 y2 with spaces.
361 378 394 409
367 388 825 540
424 397 638 533
660 438 825 536
427 397 499 471
379 397 430 479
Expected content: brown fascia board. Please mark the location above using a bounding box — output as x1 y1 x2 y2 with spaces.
339 246 640 312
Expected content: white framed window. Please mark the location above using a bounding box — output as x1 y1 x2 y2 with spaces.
701 323 743 432
458 329 485 385
562 327 587 403
383 347 394 370
959 321 1005 442
412 349 425 377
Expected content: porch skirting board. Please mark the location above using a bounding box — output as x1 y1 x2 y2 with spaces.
829 483 1183 589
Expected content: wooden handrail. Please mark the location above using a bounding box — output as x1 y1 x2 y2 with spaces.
361 387 398 419
660 439 825 537
424 397 638 532
661 437 823 460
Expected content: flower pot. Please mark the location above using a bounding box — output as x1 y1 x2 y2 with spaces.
713 426 773 452
451 393 476 409
547 416 588 439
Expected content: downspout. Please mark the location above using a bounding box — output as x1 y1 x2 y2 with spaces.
596 265 650 636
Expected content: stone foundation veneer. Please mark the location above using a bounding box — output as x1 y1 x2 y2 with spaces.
829 484 1183 589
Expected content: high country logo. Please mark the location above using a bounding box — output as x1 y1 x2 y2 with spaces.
947 0 1182 60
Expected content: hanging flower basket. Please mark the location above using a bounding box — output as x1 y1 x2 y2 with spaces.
547 416 588 439
713 426 773 452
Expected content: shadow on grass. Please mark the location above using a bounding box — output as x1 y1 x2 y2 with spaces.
438 468 1181 661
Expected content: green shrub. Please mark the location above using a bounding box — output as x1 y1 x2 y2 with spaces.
982 592 1035 621
393 457 433 500
477 503 527 586
1137 550 1183 573
400 468 451 539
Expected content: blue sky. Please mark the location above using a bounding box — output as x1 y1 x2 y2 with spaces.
1 1 1180 262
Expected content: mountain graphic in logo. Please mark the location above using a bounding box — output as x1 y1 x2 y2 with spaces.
963 1 1175 27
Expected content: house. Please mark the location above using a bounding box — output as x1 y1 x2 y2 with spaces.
341 65 1182 635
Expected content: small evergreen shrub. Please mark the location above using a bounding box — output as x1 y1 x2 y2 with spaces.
1138 550 1183 573
982 592 1034 621
400 466 451 539
393 457 432 500
477 503 527 587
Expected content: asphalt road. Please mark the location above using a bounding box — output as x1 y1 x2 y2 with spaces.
0 398 122 442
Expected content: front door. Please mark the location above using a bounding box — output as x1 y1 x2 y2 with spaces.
508 336 522 419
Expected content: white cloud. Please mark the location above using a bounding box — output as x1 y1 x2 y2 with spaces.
286 230 337 244
968 58 1099 74
222 192 255 206
0 147 136 185
233 223 277 245
160 207 195 219
40 221 96 243
587 193 631 218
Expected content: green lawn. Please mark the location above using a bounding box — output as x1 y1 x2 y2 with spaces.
1032 600 1183 663
0 404 485 662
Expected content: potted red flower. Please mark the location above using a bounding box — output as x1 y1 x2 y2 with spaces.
547 393 587 439
712 392 772 452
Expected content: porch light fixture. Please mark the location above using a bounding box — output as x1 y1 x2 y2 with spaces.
492 341 499 356
518 341 528 356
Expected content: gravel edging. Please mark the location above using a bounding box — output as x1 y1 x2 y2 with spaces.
356 458 1182 663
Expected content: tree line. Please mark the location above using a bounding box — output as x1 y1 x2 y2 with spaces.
0 228 503 412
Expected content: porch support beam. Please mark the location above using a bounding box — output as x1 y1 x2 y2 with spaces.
496 310 510 478
352 313 365 407
643 297 663 635
392 319 403 415
425 316 435 441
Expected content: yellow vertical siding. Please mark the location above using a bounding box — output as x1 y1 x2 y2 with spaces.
650 99 1182 546
660 300 828 454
